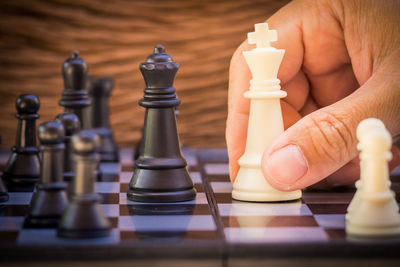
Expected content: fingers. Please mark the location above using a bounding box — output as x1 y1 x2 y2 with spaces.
226 2 305 182
261 55 400 191
227 101 301 182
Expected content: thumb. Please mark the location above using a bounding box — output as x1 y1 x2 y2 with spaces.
260 61 400 191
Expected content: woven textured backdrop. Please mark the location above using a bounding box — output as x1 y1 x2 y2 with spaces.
0 0 289 148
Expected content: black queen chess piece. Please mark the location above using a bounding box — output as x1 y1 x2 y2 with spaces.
2 94 41 185
87 76 119 162
24 121 68 228
127 44 196 203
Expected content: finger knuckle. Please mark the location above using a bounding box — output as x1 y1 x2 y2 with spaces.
304 110 356 163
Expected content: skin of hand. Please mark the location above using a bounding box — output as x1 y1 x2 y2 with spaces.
226 0 400 191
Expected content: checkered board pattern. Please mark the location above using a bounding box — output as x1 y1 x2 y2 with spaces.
200 149 400 244
1 147 400 261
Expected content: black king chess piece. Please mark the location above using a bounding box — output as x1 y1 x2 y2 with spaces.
2 94 41 185
55 113 81 182
24 121 68 228
88 76 119 162
127 44 196 203
59 51 91 129
58 130 111 238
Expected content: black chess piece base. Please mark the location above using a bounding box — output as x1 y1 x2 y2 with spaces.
127 168 197 203
24 182 68 228
2 147 40 184
0 179 9 202
58 194 111 238
63 171 74 182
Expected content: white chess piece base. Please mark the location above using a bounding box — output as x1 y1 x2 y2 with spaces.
232 166 301 202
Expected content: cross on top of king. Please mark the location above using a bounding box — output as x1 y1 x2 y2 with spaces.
248 23 277 48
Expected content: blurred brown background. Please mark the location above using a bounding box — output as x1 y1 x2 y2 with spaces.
0 0 289 148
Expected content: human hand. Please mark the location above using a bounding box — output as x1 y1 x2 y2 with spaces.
226 0 400 190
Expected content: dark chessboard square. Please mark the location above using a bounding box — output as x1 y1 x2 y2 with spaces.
0 205 29 216
121 165 134 172
108 217 119 228
301 191 354 204
207 175 230 182
99 193 120 204
307 204 349 214
120 204 211 216
120 183 129 192
194 183 204 193
222 216 318 228
214 193 233 204
324 229 346 240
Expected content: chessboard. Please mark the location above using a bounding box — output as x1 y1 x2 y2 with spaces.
1 147 400 266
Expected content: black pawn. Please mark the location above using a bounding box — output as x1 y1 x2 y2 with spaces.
59 51 91 129
55 113 81 182
2 94 41 184
127 45 196 203
58 130 111 238
88 76 119 162
24 121 68 228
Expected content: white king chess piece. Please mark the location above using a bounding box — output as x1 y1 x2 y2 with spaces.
346 120 400 237
232 23 302 202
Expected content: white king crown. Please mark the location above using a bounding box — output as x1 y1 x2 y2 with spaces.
248 23 277 48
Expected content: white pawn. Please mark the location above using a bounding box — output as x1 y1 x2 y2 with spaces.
346 123 400 237
346 118 386 220
232 23 301 202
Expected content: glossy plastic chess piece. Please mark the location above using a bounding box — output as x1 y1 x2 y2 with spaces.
58 130 111 238
59 51 91 129
24 122 68 228
2 94 41 185
232 23 301 202
127 45 196 203
346 122 400 237
88 76 119 162
55 113 81 182
346 118 386 219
